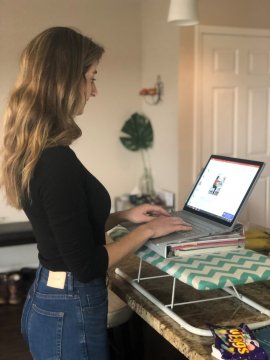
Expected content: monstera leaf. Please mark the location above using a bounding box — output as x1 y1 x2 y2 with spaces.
120 113 153 151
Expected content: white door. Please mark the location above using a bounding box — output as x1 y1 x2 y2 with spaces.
195 27 270 228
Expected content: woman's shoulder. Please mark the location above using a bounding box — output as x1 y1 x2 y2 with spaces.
37 146 80 174
42 145 75 157
40 146 77 163
33 146 84 195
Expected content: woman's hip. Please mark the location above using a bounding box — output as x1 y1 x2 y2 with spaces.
21 265 109 360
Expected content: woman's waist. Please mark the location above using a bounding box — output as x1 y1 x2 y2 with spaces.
37 265 107 291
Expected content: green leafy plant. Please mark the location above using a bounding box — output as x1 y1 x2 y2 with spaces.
120 112 153 151
120 112 155 196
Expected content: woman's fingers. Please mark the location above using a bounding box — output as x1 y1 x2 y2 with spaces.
144 216 192 238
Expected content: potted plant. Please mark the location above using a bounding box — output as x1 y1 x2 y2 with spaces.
120 112 155 197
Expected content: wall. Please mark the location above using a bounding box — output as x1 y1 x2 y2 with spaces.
0 0 183 222
198 0 270 29
141 0 181 206
2 0 267 222
0 0 143 221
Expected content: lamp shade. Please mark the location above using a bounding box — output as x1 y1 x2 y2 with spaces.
168 0 199 26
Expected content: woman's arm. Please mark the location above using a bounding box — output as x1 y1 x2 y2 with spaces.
105 203 170 231
105 213 191 268
105 211 128 231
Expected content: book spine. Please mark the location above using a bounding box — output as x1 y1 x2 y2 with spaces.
170 244 243 257
170 238 245 251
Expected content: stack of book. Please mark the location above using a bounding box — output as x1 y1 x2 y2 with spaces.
146 224 245 258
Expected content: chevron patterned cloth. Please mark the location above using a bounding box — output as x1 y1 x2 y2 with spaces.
135 247 270 290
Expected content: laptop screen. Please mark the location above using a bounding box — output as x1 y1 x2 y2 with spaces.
183 155 265 227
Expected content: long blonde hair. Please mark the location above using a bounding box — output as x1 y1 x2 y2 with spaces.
1 27 104 209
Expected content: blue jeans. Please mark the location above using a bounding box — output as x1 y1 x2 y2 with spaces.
21 265 109 360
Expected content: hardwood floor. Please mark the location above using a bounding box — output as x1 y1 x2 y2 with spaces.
0 303 32 360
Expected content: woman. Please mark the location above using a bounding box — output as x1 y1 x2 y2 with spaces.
0 27 191 360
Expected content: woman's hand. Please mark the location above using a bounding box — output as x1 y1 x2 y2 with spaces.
105 205 192 268
141 215 192 239
105 203 192 233
121 203 170 224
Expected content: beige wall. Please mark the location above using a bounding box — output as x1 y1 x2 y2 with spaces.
0 0 182 221
1 0 269 222
199 0 270 29
141 0 180 204
0 0 143 221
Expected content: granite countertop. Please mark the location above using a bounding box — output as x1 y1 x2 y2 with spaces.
109 254 270 360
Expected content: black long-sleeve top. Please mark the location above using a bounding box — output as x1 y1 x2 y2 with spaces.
22 146 110 282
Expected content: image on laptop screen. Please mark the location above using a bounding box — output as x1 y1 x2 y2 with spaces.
184 155 265 226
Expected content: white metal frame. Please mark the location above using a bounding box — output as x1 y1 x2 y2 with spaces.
115 257 270 336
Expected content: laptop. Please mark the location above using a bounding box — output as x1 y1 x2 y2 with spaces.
144 154 265 251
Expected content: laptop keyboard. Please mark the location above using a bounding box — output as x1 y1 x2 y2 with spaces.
171 211 223 239
176 227 206 239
